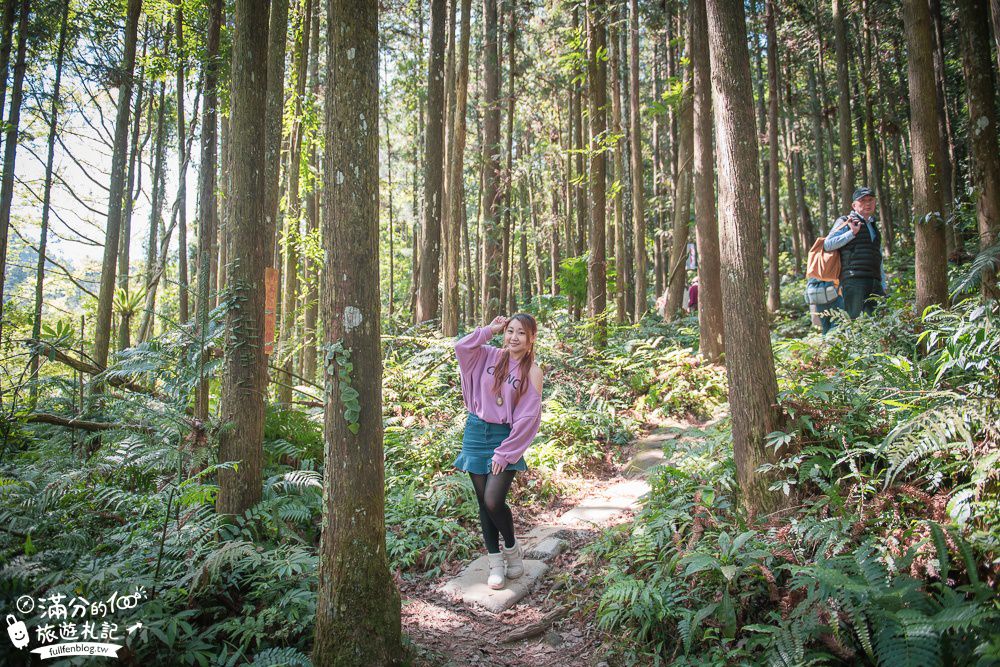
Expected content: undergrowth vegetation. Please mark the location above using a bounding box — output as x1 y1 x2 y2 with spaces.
0 298 714 664
584 294 1000 666
3 273 996 665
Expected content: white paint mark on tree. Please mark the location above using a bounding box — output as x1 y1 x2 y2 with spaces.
344 306 363 331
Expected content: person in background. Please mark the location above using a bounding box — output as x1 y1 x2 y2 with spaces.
685 277 699 313
823 186 887 319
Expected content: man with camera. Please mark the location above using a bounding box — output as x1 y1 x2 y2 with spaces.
823 187 887 319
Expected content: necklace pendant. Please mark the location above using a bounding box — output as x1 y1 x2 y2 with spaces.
496 395 504 407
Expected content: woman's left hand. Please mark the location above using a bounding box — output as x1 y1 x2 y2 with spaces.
491 460 507 475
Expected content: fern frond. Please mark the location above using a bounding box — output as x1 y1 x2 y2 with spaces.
882 404 972 486
248 646 312 666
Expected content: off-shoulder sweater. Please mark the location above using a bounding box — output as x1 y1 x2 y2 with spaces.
454 326 543 467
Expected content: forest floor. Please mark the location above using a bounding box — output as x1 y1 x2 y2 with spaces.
400 414 709 667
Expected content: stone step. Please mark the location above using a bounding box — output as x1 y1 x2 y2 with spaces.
439 557 549 614
623 429 676 478
524 535 566 561
438 426 670 614
556 479 650 527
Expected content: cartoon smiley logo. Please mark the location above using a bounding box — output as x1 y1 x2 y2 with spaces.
6 614 29 650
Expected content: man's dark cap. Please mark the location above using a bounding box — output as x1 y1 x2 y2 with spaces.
852 186 875 201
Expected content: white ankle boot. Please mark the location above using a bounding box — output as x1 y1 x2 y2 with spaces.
501 540 524 579
487 552 505 589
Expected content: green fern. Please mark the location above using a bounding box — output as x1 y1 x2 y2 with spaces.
249 647 312 666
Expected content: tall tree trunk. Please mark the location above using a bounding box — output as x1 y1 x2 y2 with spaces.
482 0 502 319
138 82 167 344
384 79 394 318
563 88 573 276
443 0 470 336
873 28 896 255
587 0 607 346
665 19 693 320
302 3 320 379
519 186 531 303
194 0 222 422
815 3 839 221
691 0 724 362
574 13 585 265
0 0 15 152
850 52 868 187
527 174 545 295
175 1 190 323
610 15 626 324
0 0 26 340
572 84 585 318
807 61 829 232
706 0 781 515
750 0 768 251
265 0 289 269
416 0 446 323
118 36 147 351
278 0 313 403
652 48 663 301
929 0 958 256
619 22 634 319
312 0 404 655
861 0 892 256
957 0 1000 299
903 0 949 313
628 0 646 321
216 0 269 516
29 0 69 394
765 0 780 312
503 0 517 315
783 66 804 275
93 0 141 369
794 150 814 249
410 0 425 324
832 0 853 210
217 106 230 308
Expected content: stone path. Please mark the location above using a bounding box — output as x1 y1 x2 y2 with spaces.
438 425 679 614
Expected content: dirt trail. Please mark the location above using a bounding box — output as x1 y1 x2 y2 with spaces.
400 417 702 667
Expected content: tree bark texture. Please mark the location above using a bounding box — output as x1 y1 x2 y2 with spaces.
216 0 270 517
195 0 222 422
832 0 853 210
691 0 724 362
311 0 403 659
957 0 1000 299
628 0 646 321
587 0 608 347
93 0 141 369
705 0 781 516
416 0 446 323
903 0 949 313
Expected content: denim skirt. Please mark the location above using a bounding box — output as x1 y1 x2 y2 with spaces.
453 411 528 474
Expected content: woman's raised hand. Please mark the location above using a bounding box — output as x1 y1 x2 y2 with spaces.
488 315 508 335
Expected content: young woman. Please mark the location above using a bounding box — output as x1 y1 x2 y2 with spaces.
453 313 543 590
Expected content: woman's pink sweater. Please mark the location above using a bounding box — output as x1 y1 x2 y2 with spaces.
455 326 542 467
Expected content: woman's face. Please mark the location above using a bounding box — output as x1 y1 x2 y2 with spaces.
503 319 533 355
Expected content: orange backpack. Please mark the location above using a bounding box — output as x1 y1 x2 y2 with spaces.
806 237 841 284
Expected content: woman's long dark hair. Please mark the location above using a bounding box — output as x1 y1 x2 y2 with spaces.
491 313 538 402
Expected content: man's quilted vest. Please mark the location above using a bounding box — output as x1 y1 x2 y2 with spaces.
837 214 882 280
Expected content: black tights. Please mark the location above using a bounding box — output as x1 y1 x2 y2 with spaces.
469 471 517 553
